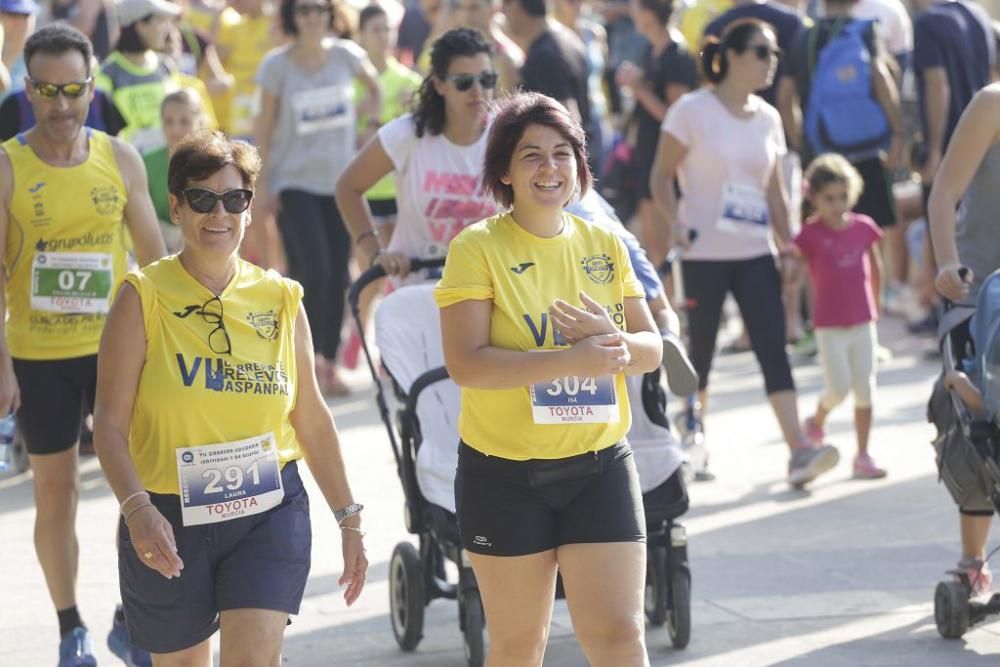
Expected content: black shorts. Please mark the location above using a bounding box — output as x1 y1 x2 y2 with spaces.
367 197 398 219
852 157 897 228
119 462 312 654
455 441 645 557
13 355 97 455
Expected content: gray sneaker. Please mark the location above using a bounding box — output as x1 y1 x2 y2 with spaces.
661 332 699 397
788 444 840 487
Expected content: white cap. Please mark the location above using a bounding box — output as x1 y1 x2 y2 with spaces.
116 0 181 27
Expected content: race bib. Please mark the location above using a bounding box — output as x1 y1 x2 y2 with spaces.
530 375 619 424
292 84 353 136
176 432 284 527
231 91 260 137
718 182 770 238
31 252 113 314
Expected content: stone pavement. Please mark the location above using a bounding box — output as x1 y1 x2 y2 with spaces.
3 318 1000 665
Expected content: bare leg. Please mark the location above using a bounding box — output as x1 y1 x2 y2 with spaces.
854 406 872 457
219 608 287 666
30 447 80 612
767 389 807 452
151 638 212 667
961 514 992 562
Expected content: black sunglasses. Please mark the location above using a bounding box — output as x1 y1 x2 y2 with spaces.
749 44 782 61
295 2 330 15
29 78 92 99
445 70 498 92
200 296 232 355
183 188 253 214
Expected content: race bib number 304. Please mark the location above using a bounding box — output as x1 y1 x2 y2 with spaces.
176 432 284 526
530 375 619 424
31 252 113 314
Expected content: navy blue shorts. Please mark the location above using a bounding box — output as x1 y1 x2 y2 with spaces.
119 461 311 654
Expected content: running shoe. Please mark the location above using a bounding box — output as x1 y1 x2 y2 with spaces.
852 453 888 479
958 558 994 597
58 627 97 667
661 332 698 397
107 605 152 667
789 331 817 357
788 443 840 487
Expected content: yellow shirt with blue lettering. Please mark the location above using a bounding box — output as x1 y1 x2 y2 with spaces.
434 212 644 460
123 255 303 494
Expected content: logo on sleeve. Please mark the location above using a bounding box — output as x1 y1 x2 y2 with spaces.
581 254 614 285
510 262 535 274
247 310 279 341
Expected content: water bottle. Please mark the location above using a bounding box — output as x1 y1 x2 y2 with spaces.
0 412 15 474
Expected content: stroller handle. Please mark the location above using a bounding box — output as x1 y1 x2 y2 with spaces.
347 257 448 313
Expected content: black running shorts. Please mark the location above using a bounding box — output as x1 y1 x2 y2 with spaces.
455 440 646 556
13 355 97 455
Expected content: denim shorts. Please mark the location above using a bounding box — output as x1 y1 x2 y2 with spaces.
119 461 311 654
455 440 646 557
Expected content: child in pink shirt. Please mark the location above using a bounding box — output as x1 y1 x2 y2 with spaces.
792 154 886 479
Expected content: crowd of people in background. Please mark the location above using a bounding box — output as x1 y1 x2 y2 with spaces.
7 0 1000 662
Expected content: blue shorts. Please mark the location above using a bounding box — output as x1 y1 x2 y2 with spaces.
119 461 311 654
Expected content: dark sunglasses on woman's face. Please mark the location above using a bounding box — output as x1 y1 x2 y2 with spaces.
295 2 330 15
29 78 92 99
446 70 499 92
749 44 782 61
183 188 254 214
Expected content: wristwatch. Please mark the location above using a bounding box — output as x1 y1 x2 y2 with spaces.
334 503 364 525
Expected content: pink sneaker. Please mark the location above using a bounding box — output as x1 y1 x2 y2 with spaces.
852 453 887 479
803 416 825 445
959 558 994 596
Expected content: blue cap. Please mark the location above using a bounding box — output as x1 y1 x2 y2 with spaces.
0 0 39 15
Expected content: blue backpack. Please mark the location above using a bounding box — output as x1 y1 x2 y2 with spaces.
804 18 890 159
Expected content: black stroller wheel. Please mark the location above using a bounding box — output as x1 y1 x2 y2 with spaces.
935 580 971 639
389 542 425 651
461 588 486 667
644 545 668 626
667 567 692 649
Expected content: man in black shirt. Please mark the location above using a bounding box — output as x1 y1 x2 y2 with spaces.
502 0 592 148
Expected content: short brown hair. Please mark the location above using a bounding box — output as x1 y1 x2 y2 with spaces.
805 153 864 208
168 131 262 197
483 92 591 209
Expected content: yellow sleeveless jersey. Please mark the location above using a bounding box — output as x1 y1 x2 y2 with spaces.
3 130 128 360
434 212 644 460
124 256 304 494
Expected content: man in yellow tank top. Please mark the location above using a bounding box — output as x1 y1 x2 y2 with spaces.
0 24 164 666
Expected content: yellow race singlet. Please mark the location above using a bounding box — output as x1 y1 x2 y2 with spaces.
3 129 128 360
434 212 645 461
124 256 303 495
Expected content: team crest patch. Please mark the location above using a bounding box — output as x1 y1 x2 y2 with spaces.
247 310 279 341
91 186 120 216
581 254 614 285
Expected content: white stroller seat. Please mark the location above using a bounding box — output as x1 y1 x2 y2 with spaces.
626 374 684 494
375 284 461 513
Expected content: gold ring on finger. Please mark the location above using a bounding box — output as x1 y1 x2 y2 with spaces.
143 551 154 560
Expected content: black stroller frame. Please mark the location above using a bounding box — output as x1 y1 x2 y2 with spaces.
933 304 1000 639
348 258 693 665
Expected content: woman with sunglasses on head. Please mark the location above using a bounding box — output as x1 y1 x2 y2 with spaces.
336 27 499 285
436 91 661 667
253 0 380 397
94 130 368 665
651 18 840 486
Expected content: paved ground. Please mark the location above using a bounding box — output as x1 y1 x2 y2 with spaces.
4 318 1000 666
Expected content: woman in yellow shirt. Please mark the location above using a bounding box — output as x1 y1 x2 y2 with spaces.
435 92 662 667
93 131 367 662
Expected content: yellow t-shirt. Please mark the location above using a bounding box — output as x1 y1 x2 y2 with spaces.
434 212 644 460
215 8 274 136
3 130 129 360
123 256 304 494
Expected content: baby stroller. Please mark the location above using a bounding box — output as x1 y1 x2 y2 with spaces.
929 269 1000 639
347 260 693 666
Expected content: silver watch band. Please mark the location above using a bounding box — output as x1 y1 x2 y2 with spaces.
334 502 364 524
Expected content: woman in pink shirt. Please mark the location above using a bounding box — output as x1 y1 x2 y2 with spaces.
792 154 886 479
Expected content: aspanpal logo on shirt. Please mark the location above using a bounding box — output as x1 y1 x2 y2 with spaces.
91 186 121 216
247 310 279 341
581 254 614 285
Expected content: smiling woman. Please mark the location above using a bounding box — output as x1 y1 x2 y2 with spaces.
93 130 369 665
434 91 662 667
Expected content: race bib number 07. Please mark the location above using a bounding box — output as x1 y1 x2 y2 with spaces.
31 252 113 314
530 375 619 424
176 432 284 526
